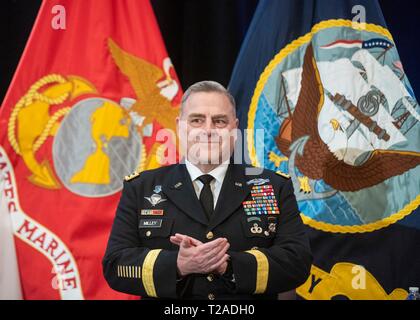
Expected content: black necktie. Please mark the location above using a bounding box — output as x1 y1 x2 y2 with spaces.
198 174 214 219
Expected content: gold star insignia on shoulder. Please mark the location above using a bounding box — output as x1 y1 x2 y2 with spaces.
124 171 140 181
276 171 291 179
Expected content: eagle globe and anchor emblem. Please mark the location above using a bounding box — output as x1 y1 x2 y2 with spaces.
248 20 420 234
8 38 180 197
5 38 180 300
53 96 141 197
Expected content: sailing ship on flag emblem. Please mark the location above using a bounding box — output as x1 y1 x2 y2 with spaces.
248 20 420 233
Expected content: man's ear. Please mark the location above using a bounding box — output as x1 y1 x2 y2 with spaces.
235 118 239 128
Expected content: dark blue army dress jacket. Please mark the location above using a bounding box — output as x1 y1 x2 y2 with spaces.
102 163 312 300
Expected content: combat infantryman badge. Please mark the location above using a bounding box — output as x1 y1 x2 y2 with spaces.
246 178 270 186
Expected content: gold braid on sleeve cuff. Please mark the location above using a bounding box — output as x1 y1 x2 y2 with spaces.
245 249 269 294
141 249 162 297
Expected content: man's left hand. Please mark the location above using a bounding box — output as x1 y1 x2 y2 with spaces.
170 233 229 275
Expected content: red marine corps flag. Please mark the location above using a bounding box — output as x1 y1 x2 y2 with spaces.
0 0 181 299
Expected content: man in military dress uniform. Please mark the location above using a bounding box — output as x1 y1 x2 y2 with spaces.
103 81 312 299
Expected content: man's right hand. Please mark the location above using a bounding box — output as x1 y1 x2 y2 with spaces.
170 234 230 277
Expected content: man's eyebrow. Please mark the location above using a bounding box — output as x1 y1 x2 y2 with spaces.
188 113 206 118
211 114 229 119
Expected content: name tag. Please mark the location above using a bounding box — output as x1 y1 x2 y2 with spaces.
140 209 164 216
139 219 162 228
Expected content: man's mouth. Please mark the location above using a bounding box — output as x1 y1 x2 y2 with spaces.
194 136 221 144
197 140 219 144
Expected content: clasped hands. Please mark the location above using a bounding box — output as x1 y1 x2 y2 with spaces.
170 233 230 277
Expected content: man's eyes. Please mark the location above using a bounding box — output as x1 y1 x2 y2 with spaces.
214 119 227 125
188 118 228 126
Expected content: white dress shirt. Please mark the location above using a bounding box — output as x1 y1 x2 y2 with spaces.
185 159 229 209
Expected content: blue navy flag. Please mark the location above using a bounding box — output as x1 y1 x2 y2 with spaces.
229 0 420 299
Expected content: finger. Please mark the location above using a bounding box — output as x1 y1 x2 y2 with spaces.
180 237 191 249
201 243 230 270
187 236 203 246
209 254 230 272
199 238 227 252
202 238 229 255
173 235 202 247
170 234 184 241
207 241 230 259
204 242 230 265
174 234 188 244
174 233 186 240
170 236 182 246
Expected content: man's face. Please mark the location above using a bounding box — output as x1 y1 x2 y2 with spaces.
177 91 239 165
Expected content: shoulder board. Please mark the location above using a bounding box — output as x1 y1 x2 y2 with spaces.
276 171 291 179
124 171 140 181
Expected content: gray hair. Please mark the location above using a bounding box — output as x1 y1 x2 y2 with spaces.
180 80 236 116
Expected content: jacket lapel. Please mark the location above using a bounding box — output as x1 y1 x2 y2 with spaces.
209 164 251 230
162 164 209 226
